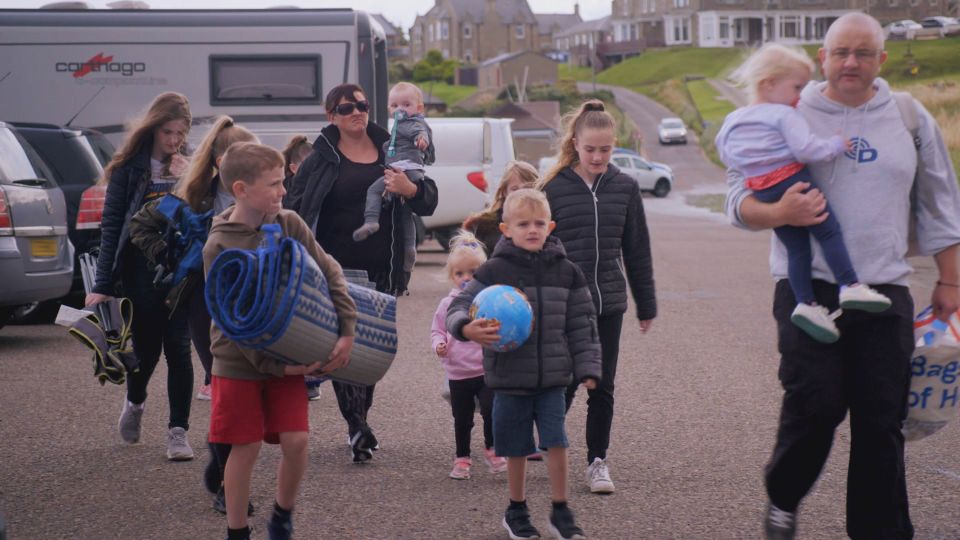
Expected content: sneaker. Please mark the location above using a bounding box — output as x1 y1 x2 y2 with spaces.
502 503 541 540
166 427 195 461
790 303 841 344
483 448 508 474
764 503 797 540
267 510 293 540
586 457 615 494
196 384 212 401
548 505 586 540
449 457 472 479
212 486 255 516
118 400 144 444
839 284 891 313
349 427 377 463
306 385 321 401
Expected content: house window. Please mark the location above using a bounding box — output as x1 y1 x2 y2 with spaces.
719 17 730 39
428 25 433 42
780 15 800 38
464 49 473 62
674 0 690 7
631 24 638 41
888 0 898 5
930 0 938 5
442 20 449 39
669 17 691 43
910 0 919 5
516 24 525 39
209 55 321 106
464 24 472 38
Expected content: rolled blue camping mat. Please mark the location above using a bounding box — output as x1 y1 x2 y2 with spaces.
205 225 397 386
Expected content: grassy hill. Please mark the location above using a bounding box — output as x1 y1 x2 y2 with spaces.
596 47 745 88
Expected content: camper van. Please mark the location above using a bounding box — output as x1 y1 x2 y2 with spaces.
0 8 512 241
0 8 389 139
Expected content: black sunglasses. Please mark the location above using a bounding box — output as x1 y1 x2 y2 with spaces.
332 101 370 115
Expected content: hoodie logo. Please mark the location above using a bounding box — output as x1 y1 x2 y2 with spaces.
845 138 878 164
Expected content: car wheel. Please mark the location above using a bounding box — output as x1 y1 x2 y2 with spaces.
653 179 671 198
0 307 13 331
10 300 60 325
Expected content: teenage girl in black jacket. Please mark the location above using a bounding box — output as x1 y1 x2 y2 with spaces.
85 92 196 462
539 99 657 494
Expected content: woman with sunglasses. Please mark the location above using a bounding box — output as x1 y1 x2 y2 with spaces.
285 83 438 463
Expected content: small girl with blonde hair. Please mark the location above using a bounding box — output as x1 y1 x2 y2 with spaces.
716 42 890 343
430 230 507 479
462 161 539 255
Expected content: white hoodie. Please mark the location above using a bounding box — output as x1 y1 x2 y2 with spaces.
725 78 960 286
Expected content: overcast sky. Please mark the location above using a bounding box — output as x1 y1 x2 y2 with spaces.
0 0 611 33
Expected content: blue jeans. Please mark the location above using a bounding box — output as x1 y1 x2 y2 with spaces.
493 388 568 457
753 167 858 304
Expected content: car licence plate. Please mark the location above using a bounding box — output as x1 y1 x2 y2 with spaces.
30 237 58 258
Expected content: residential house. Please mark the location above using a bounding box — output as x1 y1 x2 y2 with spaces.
554 16 614 68
372 13 410 60
478 51 558 91
535 6 584 60
488 100 561 163
606 0 952 49
409 0 539 64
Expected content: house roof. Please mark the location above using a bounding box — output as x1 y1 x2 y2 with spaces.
555 15 611 38
432 0 537 25
489 100 560 132
534 12 582 35
479 50 526 67
370 13 399 37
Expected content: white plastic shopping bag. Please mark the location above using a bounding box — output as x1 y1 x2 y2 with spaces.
903 306 960 441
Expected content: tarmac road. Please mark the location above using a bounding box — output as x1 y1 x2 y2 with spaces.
1 205 958 539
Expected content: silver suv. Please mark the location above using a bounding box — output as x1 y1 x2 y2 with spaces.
0 122 73 330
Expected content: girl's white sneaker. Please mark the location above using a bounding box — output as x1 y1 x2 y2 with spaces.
790 304 841 344
839 284 892 313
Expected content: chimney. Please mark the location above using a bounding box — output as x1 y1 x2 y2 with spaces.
574 3 580 16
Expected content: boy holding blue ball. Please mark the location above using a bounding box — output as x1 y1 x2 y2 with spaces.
447 188 601 540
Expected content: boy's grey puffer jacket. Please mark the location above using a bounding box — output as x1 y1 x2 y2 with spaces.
446 236 602 394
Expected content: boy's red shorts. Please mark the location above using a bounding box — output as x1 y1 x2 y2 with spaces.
208 375 308 445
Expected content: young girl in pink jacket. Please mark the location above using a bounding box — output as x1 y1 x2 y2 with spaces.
431 231 507 480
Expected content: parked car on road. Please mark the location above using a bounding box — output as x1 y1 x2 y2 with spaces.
0 122 73 330
537 149 674 198
658 118 688 145
9 123 111 322
920 16 960 37
611 150 674 198
884 20 923 40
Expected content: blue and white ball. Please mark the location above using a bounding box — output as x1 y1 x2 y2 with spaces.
469 285 534 352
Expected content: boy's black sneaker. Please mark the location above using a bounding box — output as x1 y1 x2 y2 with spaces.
350 426 377 463
548 505 586 540
503 503 541 540
213 486 255 516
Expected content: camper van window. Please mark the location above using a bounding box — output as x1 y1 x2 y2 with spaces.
210 55 321 105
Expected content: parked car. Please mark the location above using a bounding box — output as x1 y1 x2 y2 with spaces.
658 118 688 145
610 150 674 198
0 122 73 330
920 16 960 37
538 149 674 198
884 20 923 40
9 123 111 322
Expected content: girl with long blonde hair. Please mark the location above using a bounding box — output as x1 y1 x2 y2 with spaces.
85 92 198 462
461 161 539 255
539 99 657 494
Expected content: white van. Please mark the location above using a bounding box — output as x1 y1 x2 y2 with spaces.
0 8 390 142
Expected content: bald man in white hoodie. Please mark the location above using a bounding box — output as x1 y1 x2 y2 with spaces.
725 13 960 540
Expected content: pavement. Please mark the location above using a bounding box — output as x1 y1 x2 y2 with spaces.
1 85 959 540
